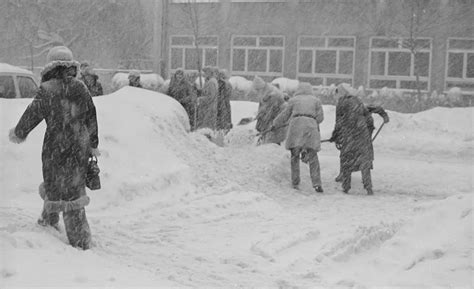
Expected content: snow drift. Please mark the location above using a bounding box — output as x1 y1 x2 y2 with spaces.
111 72 165 92
1 89 471 288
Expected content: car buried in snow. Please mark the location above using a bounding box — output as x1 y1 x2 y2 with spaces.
0 63 39 99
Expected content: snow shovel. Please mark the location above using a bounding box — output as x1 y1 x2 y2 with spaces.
372 122 385 142
256 123 288 145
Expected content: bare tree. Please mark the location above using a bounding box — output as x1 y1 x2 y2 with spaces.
181 0 204 92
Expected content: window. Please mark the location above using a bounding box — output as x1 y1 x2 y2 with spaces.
169 35 218 72
446 38 474 92
297 36 355 86
231 35 284 77
0 76 16 99
18 76 37 98
369 37 432 90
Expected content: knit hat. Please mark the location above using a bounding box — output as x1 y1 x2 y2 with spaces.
252 75 266 90
41 46 80 77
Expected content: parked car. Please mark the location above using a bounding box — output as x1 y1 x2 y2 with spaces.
0 63 39 99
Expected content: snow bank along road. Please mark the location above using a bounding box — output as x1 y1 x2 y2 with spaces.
1 87 472 288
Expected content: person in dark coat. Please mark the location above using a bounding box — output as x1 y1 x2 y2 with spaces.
272 82 324 193
79 65 103 97
334 103 390 183
253 76 287 145
9 46 99 249
128 70 142 88
216 69 233 132
168 68 197 130
196 66 218 130
330 83 388 195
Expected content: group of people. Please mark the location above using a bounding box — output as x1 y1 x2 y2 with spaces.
7 45 389 250
167 66 232 132
253 77 389 195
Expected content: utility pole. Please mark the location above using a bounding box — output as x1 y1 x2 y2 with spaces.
152 0 168 77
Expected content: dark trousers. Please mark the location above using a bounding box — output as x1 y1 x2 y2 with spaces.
290 148 321 188
341 168 372 192
41 207 91 250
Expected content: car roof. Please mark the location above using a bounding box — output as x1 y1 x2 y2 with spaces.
0 63 35 76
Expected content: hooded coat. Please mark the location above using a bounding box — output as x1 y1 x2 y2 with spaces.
255 83 287 144
331 92 373 172
14 75 99 202
273 83 324 151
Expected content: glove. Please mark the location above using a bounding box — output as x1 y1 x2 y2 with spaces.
335 142 342 150
9 128 24 144
383 115 390 123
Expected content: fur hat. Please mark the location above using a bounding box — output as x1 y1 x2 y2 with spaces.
41 46 80 77
252 75 266 90
294 82 314 96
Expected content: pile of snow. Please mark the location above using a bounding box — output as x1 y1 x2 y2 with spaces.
323 194 473 287
224 102 473 159
229 76 253 93
111 72 165 92
1 92 471 288
271 77 299 95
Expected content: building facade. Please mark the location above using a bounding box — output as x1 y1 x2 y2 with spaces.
163 0 473 96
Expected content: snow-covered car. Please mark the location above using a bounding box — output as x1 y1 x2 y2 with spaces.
0 63 39 99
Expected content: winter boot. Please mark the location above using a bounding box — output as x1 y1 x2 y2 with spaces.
367 188 374 195
314 185 324 193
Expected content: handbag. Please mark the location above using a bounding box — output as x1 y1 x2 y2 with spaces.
86 155 101 190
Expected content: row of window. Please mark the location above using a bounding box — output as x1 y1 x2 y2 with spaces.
169 36 474 92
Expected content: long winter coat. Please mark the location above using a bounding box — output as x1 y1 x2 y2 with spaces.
14 77 99 202
217 78 233 131
196 77 218 130
331 94 373 172
273 84 324 151
168 77 197 129
256 85 287 144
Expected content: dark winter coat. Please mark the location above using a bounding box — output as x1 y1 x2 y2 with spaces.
331 94 373 172
14 77 99 202
196 77 218 130
168 76 197 129
217 78 233 131
256 84 287 144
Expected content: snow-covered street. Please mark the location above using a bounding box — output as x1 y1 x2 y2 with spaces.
1 87 472 288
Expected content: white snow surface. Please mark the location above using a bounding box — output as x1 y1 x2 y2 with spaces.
111 72 165 91
229 76 253 92
271 77 299 94
1 87 472 288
